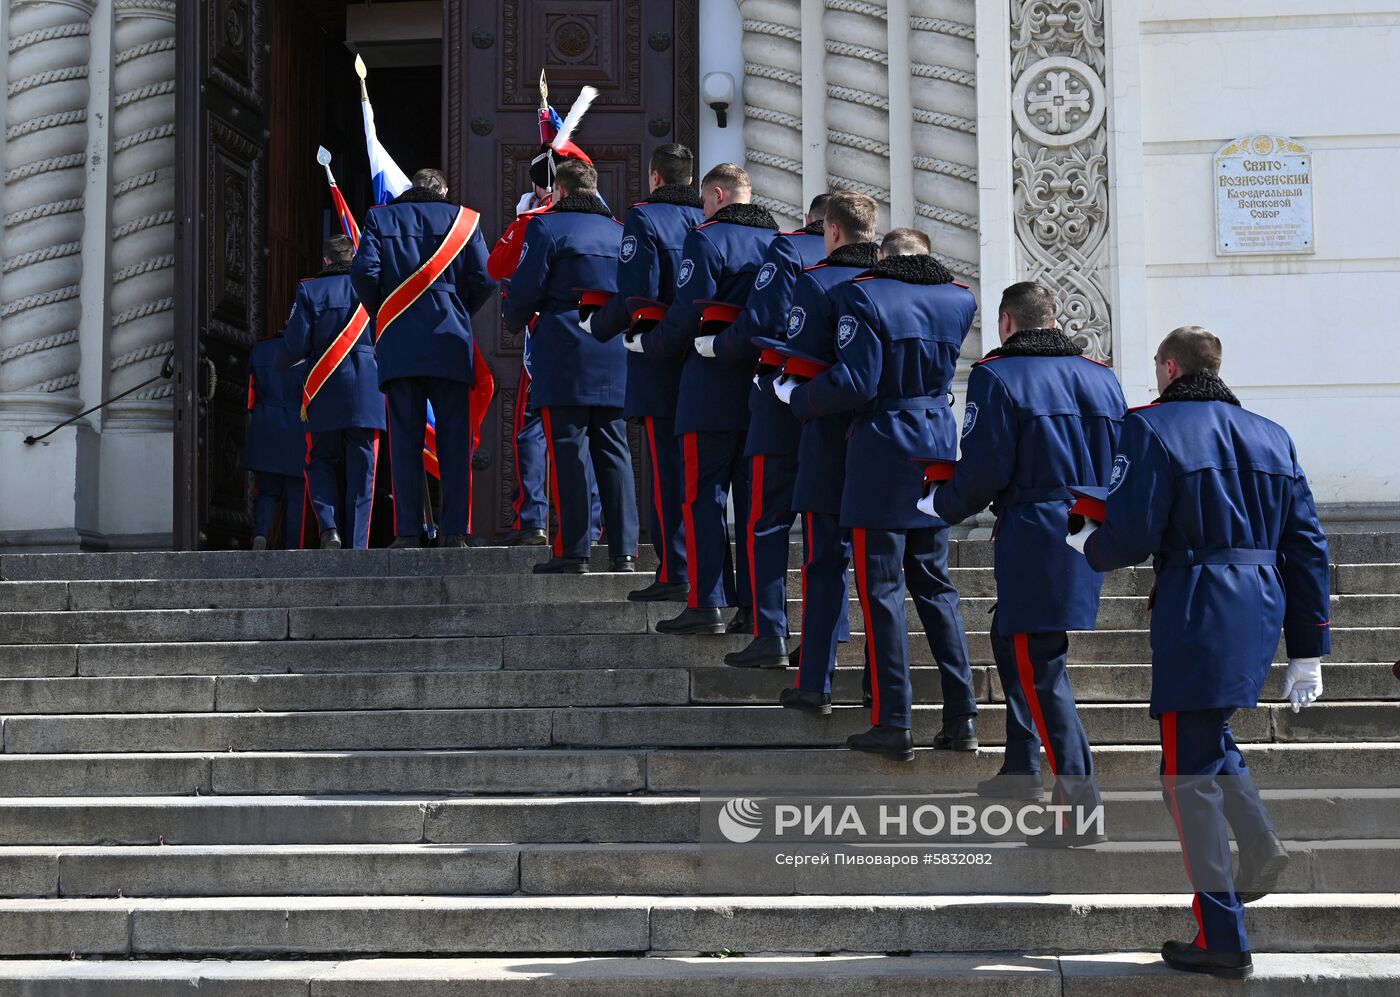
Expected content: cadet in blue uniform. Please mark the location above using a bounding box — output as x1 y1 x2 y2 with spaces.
781 228 979 759
705 193 829 667
502 158 637 574
281 235 386 549
636 164 778 635
588 144 706 599
351 168 494 547
930 282 1125 835
772 193 880 710
1075 326 1330 980
244 330 309 550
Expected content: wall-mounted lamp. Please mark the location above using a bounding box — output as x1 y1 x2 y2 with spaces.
703 72 735 128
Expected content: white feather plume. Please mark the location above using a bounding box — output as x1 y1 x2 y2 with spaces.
551 85 598 151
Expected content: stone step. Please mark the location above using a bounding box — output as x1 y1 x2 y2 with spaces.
0 952 1394 997
2 789 1391 846
0 893 1390 957
0 839 1391 899
0 742 1388 797
6 701 1394 753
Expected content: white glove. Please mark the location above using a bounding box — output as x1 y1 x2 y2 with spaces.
624 333 645 353
515 192 537 215
1282 658 1323 712
694 335 717 358
579 313 594 336
773 376 797 405
1065 521 1097 554
916 486 940 518
752 374 762 388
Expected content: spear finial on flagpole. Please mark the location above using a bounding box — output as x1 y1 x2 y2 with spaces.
354 54 369 102
316 145 334 185
539 69 548 111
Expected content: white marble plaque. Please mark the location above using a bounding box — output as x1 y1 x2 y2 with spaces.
1215 135 1315 255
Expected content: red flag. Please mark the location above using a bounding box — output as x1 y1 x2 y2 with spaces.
330 180 360 248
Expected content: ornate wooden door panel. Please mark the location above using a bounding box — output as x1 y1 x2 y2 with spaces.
175 0 269 549
445 0 698 539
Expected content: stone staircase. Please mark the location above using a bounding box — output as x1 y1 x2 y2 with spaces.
0 537 1394 994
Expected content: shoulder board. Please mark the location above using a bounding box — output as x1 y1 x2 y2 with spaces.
629 200 648 208
971 354 1007 367
952 281 970 289
695 219 719 229
853 274 879 282
802 263 828 272
367 203 388 210
776 230 804 237
1077 354 1113 369
1128 402 1161 412
300 277 316 283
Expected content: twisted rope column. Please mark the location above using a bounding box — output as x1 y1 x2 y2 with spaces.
739 0 804 226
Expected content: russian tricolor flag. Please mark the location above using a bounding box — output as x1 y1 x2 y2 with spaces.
363 95 411 206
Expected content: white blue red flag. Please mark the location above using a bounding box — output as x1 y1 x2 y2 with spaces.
362 96 411 206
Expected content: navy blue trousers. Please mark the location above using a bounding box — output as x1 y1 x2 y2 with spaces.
795 511 851 694
386 377 472 538
541 405 638 561
510 369 549 531
252 471 306 549
746 452 799 637
307 427 378 549
680 430 751 610
851 526 977 730
643 415 687 586
1160 709 1275 954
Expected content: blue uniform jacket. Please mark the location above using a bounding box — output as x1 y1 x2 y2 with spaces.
243 335 308 478
350 190 495 388
1084 373 1332 714
933 330 1126 633
502 194 627 409
786 243 882 514
280 268 387 433
791 255 975 529
640 202 779 434
711 227 825 457
591 186 706 418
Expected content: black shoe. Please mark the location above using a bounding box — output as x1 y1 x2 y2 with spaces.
1236 831 1289 903
932 714 978 751
1023 809 1107 848
846 725 915 762
504 528 548 547
726 607 754 634
628 580 689 602
441 533 472 548
779 687 831 716
532 556 589 575
655 607 726 635
975 773 1046 801
319 529 342 550
388 536 418 549
251 536 268 551
611 556 637 573
724 635 789 669
1161 940 1253 980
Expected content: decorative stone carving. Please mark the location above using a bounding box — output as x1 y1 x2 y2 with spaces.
739 0 804 225
0 0 97 408
107 0 177 423
1010 0 1113 363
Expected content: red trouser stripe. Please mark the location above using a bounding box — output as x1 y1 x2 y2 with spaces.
796 512 813 688
511 369 530 530
1160 711 1209 949
851 528 879 724
682 433 701 609
1014 632 1059 774
747 455 765 636
646 417 670 583
540 406 564 557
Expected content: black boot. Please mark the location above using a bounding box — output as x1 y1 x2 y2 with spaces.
932 714 978 751
611 556 637 572
1160 940 1253 980
779 687 831 716
726 606 754 634
532 556 589 575
503 528 548 546
628 580 689 602
975 773 1046 801
388 536 418 549
319 529 342 550
724 635 789 669
1236 830 1289 903
655 607 726 635
441 533 472 548
251 535 268 551
846 725 914 762
1023 802 1107 848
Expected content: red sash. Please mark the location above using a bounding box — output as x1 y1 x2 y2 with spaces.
301 305 370 420
376 205 480 341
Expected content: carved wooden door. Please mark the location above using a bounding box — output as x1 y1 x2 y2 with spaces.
174 0 269 549
445 0 698 541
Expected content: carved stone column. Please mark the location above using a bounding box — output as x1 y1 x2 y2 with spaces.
105 0 175 426
738 0 804 226
1 0 95 416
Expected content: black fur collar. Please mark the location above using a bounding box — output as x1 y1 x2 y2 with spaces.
858 253 954 285
823 242 879 269
1158 370 1241 406
798 220 824 235
392 187 449 204
551 192 614 217
645 184 703 208
711 202 779 230
981 327 1082 361
316 261 353 278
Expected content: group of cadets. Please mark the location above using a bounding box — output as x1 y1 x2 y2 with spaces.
243 127 1334 981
